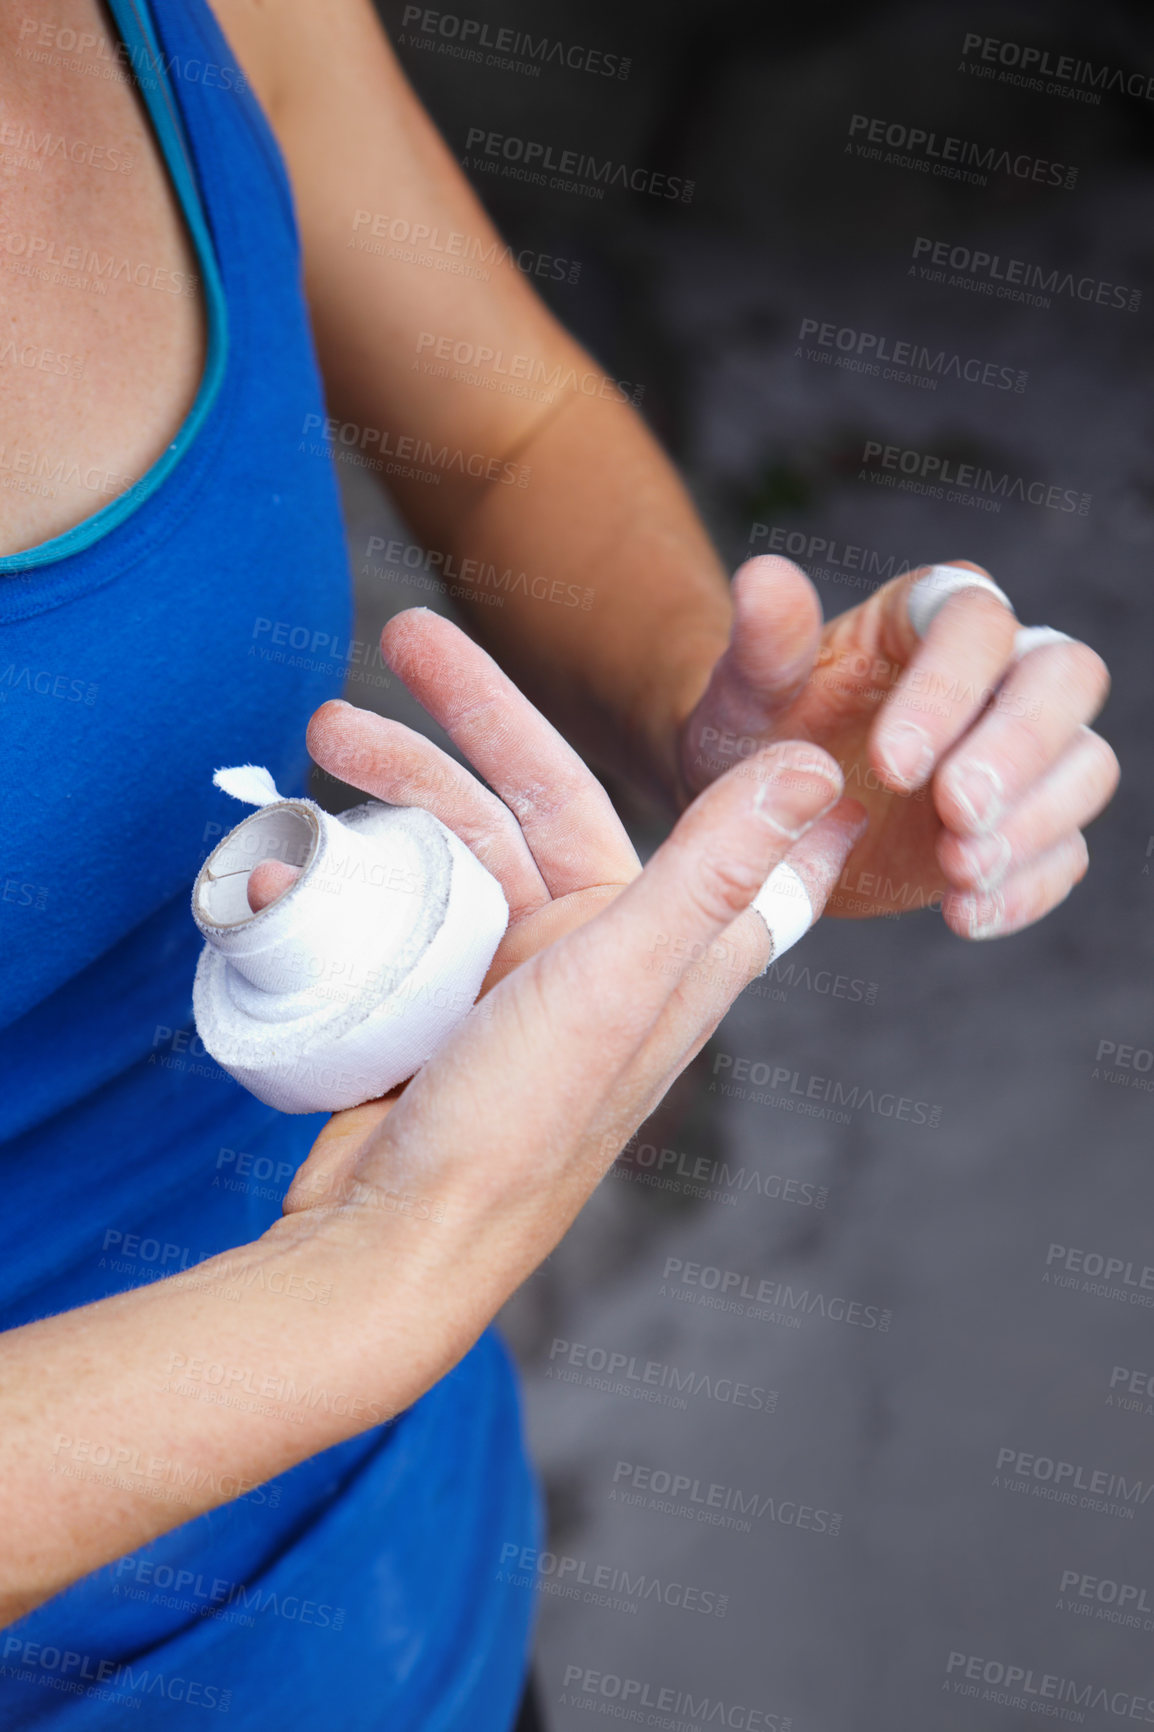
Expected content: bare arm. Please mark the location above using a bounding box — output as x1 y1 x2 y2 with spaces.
212 0 1117 935
211 0 733 804
0 614 856 1626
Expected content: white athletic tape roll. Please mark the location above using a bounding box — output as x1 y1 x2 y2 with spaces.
191 766 509 1114
751 863 812 961
908 564 1075 664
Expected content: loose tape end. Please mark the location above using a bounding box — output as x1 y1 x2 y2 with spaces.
214 764 284 808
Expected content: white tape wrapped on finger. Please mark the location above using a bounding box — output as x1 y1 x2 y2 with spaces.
751 863 813 960
908 564 1074 662
191 766 509 1113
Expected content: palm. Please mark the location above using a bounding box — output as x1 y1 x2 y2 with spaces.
681 584 947 920
761 610 946 919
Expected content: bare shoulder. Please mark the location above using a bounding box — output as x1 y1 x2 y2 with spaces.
204 0 397 126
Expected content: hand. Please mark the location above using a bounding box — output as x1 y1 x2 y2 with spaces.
290 609 866 1262
677 556 1119 940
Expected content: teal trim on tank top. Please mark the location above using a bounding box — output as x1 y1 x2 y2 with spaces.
0 0 229 573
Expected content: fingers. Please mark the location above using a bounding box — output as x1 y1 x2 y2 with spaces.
380 742 844 1170
942 832 1090 941
938 726 1119 893
248 860 301 913
633 800 869 1095
871 564 1018 791
345 739 846 1272
569 742 844 1040
680 557 823 784
307 701 551 920
381 609 639 897
934 639 1111 836
774 798 870 917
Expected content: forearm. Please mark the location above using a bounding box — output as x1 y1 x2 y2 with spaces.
396 384 733 807
0 1180 482 1626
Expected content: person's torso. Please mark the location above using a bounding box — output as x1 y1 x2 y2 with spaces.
0 4 538 1724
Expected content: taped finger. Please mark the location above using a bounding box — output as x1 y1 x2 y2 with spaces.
752 798 868 958
873 575 1017 790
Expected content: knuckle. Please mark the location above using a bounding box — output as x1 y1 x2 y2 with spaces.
685 847 768 931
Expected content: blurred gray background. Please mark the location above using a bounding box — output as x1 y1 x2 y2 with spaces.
319 2 1154 1725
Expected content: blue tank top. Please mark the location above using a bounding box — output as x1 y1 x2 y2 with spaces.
0 2 539 1724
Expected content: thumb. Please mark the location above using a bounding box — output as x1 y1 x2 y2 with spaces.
680 557 823 795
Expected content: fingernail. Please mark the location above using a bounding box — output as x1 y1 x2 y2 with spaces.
951 890 1006 940
752 758 842 840
957 830 1012 892
881 720 934 789
946 761 1003 833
